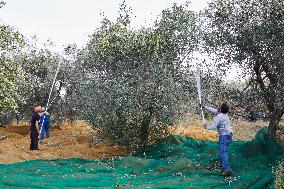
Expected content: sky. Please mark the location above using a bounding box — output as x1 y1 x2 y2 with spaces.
0 0 242 80
0 0 209 52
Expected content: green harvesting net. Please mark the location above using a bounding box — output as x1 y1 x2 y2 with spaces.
0 128 283 188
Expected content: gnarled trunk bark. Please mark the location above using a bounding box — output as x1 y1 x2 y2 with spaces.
268 112 283 142
140 107 153 148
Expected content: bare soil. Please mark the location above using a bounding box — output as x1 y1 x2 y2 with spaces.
0 120 129 164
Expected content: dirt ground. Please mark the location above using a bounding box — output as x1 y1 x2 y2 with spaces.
0 120 129 164
0 118 267 164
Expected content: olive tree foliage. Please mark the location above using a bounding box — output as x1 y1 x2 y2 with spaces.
58 44 84 123
0 28 24 112
0 2 25 112
236 79 269 114
12 39 72 123
0 1 4 8
201 74 241 106
72 3 199 148
203 0 284 141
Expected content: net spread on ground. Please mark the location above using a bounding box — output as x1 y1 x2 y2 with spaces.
0 128 282 188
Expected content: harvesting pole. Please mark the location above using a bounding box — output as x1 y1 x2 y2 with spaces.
46 59 62 112
39 59 61 137
195 68 206 124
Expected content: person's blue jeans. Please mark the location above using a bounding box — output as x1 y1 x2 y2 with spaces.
40 124 49 140
219 133 233 172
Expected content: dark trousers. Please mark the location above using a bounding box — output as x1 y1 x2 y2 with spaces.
30 132 39 150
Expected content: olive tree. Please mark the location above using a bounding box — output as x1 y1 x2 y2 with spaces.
203 0 284 142
74 3 199 148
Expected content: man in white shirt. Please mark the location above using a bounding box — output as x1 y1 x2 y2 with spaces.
202 103 234 176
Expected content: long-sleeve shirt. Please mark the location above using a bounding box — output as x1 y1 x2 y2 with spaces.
204 106 218 114
204 106 232 136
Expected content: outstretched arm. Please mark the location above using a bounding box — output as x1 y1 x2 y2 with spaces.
203 106 218 114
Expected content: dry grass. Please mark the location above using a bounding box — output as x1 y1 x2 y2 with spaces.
231 120 268 141
170 114 268 141
169 123 218 141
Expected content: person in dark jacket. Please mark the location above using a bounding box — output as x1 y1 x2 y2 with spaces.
16 112 21 124
30 106 41 150
39 107 50 140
